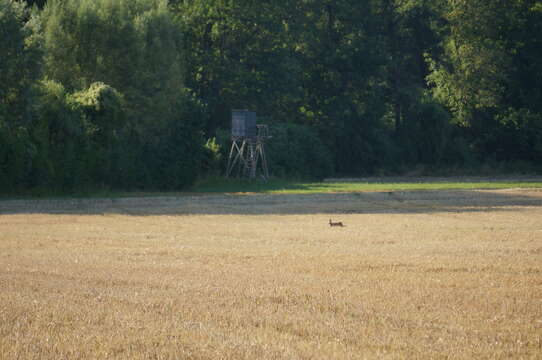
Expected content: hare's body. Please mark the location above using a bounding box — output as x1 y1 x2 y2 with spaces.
329 219 344 227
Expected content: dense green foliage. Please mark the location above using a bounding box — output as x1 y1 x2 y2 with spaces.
2 0 542 194
2 0 204 192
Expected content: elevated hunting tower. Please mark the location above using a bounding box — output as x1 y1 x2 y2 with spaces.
226 110 270 180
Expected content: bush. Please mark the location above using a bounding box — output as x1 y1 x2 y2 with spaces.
35 0 206 192
31 80 87 190
494 108 542 162
70 82 126 187
133 90 206 190
266 122 334 180
201 137 222 176
0 119 36 193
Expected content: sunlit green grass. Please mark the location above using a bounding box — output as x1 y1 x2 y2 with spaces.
190 177 542 194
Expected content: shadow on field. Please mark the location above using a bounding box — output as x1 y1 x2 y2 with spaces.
1 189 541 216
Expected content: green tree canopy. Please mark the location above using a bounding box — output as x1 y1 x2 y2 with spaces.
36 0 205 190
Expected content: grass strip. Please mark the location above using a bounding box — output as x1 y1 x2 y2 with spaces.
190 178 542 194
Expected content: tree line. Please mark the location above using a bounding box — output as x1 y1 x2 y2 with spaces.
1 0 541 193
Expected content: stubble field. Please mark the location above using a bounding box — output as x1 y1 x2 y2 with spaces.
1 188 542 359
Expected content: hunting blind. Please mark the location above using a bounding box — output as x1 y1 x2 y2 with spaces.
226 110 270 180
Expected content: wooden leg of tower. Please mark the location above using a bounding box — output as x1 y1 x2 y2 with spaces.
226 141 238 178
237 140 248 178
246 142 255 179
253 143 260 180
227 140 248 178
259 143 269 180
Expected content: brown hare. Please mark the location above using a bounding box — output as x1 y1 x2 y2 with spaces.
329 219 344 227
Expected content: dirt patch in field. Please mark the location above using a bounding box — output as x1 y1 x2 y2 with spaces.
1 188 541 215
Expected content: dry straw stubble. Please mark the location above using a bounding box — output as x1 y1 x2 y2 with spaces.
1 189 542 359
